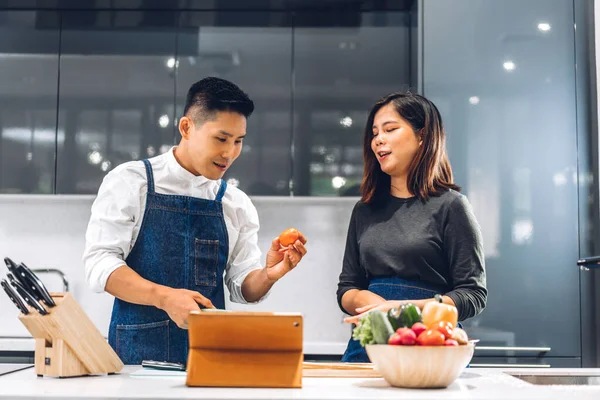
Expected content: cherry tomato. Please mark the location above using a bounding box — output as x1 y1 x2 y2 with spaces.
279 228 300 247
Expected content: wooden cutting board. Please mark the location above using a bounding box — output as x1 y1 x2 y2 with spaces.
302 362 381 378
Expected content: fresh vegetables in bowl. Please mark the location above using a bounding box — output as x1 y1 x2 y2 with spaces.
352 294 476 388
352 294 471 348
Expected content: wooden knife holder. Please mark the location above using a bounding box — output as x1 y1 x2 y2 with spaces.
186 311 303 388
18 292 123 378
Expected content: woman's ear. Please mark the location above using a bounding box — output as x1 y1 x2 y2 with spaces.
418 128 424 146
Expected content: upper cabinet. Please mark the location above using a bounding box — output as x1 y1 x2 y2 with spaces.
0 7 414 196
0 11 60 194
176 12 293 196
56 11 177 194
292 12 414 196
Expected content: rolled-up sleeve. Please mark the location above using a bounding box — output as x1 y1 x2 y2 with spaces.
224 196 265 304
443 195 488 321
83 171 139 293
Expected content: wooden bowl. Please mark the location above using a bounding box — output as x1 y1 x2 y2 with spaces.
365 343 475 388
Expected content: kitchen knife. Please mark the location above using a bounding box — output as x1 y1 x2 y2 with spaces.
3 257 20 280
6 272 18 285
4 258 55 307
1 278 29 314
141 360 186 371
16 262 55 307
9 278 48 315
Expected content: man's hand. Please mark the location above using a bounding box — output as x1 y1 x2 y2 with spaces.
157 288 215 329
265 233 308 281
240 233 308 303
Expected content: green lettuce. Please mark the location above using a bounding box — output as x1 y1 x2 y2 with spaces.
351 313 375 347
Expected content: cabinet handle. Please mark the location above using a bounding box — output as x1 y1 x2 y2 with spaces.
577 256 600 269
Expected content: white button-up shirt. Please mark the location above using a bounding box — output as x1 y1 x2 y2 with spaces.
83 147 265 304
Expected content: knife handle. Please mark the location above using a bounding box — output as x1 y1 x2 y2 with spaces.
10 279 48 315
1 279 29 314
18 262 56 307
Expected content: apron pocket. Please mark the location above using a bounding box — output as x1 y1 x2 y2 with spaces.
195 238 219 287
116 320 169 365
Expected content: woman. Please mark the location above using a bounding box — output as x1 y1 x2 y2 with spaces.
337 92 487 362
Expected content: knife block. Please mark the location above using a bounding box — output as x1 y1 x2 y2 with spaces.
186 311 303 388
18 292 123 378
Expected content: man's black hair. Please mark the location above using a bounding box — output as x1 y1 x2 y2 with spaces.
183 77 254 123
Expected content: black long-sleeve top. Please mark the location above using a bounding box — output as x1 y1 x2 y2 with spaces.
336 190 487 321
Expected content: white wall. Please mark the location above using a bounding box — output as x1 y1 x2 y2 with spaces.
0 195 357 355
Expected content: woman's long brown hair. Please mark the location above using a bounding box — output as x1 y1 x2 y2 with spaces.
361 92 460 204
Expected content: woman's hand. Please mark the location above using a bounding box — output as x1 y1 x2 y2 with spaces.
343 300 405 325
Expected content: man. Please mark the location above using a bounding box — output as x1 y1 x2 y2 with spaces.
83 77 307 365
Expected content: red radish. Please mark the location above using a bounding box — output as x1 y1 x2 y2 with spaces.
395 327 411 335
445 339 459 346
399 328 417 345
388 333 403 345
411 322 427 337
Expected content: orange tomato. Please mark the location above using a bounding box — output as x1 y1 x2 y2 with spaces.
416 329 445 346
431 320 454 338
422 294 458 328
279 228 300 247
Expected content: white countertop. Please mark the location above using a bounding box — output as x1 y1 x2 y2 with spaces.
0 366 599 399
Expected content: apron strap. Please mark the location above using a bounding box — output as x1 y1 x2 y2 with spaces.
216 179 227 202
141 159 155 194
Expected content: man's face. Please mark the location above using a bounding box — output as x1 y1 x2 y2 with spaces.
179 111 246 180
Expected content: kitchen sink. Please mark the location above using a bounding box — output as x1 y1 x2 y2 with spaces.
510 374 600 386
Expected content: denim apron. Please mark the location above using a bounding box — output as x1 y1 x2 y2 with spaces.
108 159 228 365
341 277 449 363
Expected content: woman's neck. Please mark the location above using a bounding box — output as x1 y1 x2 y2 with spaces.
390 175 413 198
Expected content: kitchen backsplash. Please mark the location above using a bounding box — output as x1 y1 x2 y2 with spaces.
0 194 357 356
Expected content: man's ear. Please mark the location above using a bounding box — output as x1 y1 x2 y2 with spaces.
179 116 193 140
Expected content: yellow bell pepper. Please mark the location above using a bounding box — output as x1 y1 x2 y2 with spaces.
422 294 458 328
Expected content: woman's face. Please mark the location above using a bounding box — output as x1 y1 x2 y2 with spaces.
371 103 421 177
